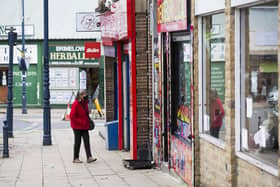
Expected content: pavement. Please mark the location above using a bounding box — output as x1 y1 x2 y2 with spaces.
0 109 186 187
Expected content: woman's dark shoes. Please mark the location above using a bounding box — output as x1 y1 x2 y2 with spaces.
87 157 97 163
72 159 83 163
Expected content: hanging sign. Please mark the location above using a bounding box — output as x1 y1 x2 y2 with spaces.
100 0 132 40
157 0 187 32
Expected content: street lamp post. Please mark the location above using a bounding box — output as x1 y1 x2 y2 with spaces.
7 28 17 138
21 0 27 114
43 0 51 145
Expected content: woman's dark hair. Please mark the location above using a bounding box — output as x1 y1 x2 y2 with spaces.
75 89 87 100
75 91 80 100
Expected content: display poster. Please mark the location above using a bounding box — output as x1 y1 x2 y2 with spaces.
211 62 225 103
153 35 162 166
50 68 79 89
157 0 187 32
171 136 192 185
13 65 39 105
79 70 87 90
50 90 75 104
210 42 225 62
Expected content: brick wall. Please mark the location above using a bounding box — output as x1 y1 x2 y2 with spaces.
200 140 227 187
104 56 115 122
135 11 153 160
236 159 279 186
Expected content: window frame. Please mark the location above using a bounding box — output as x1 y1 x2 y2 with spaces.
198 12 226 149
235 7 279 176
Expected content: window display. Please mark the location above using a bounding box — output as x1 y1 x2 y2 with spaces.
240 3 278 166
172 40 192 142
202 13 226 141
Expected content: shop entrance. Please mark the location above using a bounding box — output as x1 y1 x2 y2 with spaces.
162 33 168 162
170 32 193 185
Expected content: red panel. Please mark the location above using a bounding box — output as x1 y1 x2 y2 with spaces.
102 41 114 46
131 0 137 160
117 42 123 150
84 42 101 58
127 0 133 38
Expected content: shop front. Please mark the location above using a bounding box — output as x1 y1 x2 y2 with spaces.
0 43 41 106
100 0 135 156
154 0 193 185
49 41 100 105
195 0 280 186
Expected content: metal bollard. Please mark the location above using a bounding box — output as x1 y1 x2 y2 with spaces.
2 120 9 158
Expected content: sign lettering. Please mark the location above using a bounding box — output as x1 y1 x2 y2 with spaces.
49 45 99 65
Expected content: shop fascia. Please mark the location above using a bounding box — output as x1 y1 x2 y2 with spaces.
49 45 99 64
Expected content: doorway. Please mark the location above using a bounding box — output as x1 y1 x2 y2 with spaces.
123 55 130 150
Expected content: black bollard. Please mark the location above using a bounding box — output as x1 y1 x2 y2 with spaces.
3 120 9 158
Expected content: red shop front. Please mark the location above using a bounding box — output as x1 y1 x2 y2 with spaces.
153 0 193 185
100 0 137 159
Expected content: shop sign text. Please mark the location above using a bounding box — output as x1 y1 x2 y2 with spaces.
49 45 99 65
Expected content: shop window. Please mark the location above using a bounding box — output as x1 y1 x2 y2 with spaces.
201 13 226 141
238 3 278 167
171 37 192 143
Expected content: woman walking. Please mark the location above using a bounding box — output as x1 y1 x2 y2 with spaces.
70 90 97 163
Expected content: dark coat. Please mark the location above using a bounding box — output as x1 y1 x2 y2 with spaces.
70 99 90 130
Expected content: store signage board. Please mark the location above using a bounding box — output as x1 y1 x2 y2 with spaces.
49 45 99 65
76 12 101 32
157 0 187 32
85 42 101 58
100 0 132 40
0 45 38 64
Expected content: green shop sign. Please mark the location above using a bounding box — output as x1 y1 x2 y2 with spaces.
49 45 99 65
13 65 39 105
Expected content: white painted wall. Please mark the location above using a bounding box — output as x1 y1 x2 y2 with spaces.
49 0 100 39
195 0 225 15
0 0 100 40
0 0 43 39
231 0 262 7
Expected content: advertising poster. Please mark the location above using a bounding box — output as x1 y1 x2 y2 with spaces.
171 136 192 185
157 0 187 32
153 35 162 166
